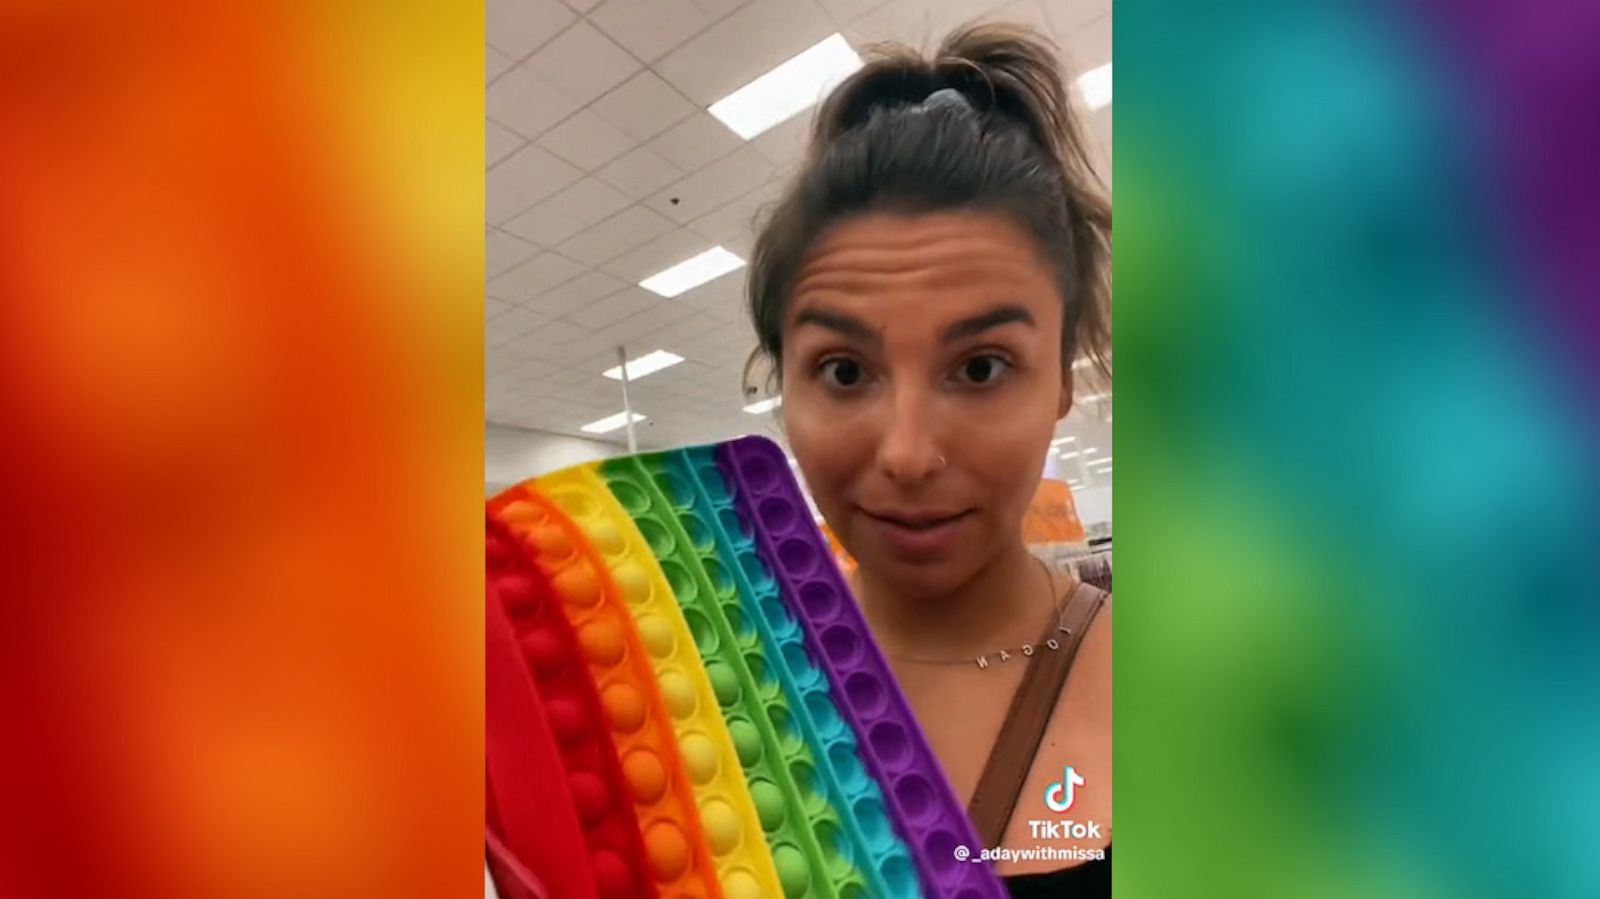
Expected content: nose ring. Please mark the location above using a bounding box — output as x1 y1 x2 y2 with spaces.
936 454 947 469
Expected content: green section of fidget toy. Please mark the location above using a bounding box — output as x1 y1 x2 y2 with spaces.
650 449 877 898
670 447 912 898
602 456 842 899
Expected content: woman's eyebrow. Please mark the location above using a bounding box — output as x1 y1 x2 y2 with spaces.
942 305 1035 341
793 308 880 344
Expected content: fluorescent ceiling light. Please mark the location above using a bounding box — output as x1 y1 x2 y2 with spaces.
1076 62 1112 110
1068 479 1082 486
1096 468 1112 475
1050 436 1077 446
1060 451 1080 459
743 396 782 415
602 349 684 381
580 411 646 434
709 33 863 139
1084 447 1099 455
1080 392 1111 403
639 246 746 298
1090 456 1112 465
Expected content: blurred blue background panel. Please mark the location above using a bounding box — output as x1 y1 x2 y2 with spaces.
1118 0 1600 896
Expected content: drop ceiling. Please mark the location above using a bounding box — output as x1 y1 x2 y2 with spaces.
486 0 1113 461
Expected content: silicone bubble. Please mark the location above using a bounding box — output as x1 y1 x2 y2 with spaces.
657 447 911 899
483 514 650 899
539 462 783 898
483 540 596 899
606 454 839 899
486 489 720 897
718 436 1005 899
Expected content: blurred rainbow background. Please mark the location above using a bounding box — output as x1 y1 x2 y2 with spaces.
0 0 1595 897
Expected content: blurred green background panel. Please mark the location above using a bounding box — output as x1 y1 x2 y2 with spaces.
1116 0 1600 896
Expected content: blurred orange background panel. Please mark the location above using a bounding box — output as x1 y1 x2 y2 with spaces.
0 2 481 897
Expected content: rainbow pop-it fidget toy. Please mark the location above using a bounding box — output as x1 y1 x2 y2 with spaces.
487 436 1006 899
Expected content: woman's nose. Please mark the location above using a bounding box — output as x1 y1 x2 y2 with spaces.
875 385 945 484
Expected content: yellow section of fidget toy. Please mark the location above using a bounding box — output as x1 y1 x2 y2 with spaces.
539 464 783 899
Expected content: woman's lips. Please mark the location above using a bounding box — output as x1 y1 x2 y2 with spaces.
857 507 975 561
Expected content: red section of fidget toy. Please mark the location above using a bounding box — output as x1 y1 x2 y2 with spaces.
489 515 656 899
486 534 593 899
501 485 721 899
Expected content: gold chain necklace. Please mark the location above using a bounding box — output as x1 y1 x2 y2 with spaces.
886 558 1075 670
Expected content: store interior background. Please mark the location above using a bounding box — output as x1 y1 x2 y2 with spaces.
485 0 1112 543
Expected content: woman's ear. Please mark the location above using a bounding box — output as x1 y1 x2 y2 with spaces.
1057 368 1073 419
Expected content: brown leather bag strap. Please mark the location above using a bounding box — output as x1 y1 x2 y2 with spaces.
966 582 1108 848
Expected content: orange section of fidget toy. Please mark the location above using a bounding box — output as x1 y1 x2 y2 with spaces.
493 486 723 899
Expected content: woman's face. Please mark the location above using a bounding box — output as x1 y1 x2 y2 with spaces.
781 211 1069 597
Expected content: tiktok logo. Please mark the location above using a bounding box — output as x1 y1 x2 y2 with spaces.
1043 765 1086 813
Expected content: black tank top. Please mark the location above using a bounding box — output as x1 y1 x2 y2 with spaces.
1002 846 1110 897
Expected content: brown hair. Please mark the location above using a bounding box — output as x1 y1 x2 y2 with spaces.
744 23 1111 393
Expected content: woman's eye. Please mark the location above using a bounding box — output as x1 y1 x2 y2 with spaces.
819 357 865 388
958 354 1011 385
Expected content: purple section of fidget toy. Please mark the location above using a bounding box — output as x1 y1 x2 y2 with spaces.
716 436 1005 899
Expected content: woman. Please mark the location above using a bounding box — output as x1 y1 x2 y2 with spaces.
745 23 1112 896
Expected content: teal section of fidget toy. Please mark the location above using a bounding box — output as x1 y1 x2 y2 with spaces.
601 455 845 899
670 445 920 899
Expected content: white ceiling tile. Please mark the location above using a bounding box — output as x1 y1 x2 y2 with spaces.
844 0 944 48
564 287 662 330
487 0 576 59
719 228 756 260
487 118 527 168
566 0 604 10
488 228 539 276
488 305 552 344
557 205 679 267
1062 13 1112 74
589 0 715 63
600 226 723 282
647 112 743 173
488 63 580 138
527 20 641 107
654 0 835 106
646 145 774 223
674 269 746 318
850 0 1020 49
1051 0 1114 36
601 303 686 346
535 110 635 170
488 251 587 301
487 143 582 223
649 314 721 349
749 111 811 171
591 72 699 144
688 177 784 243
487 45 516 83
527 269 630 318
816 0 888 23
486 296 514 319
504 177 632 247
688 0 755 21
513 318 601 363
596 145 685 201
